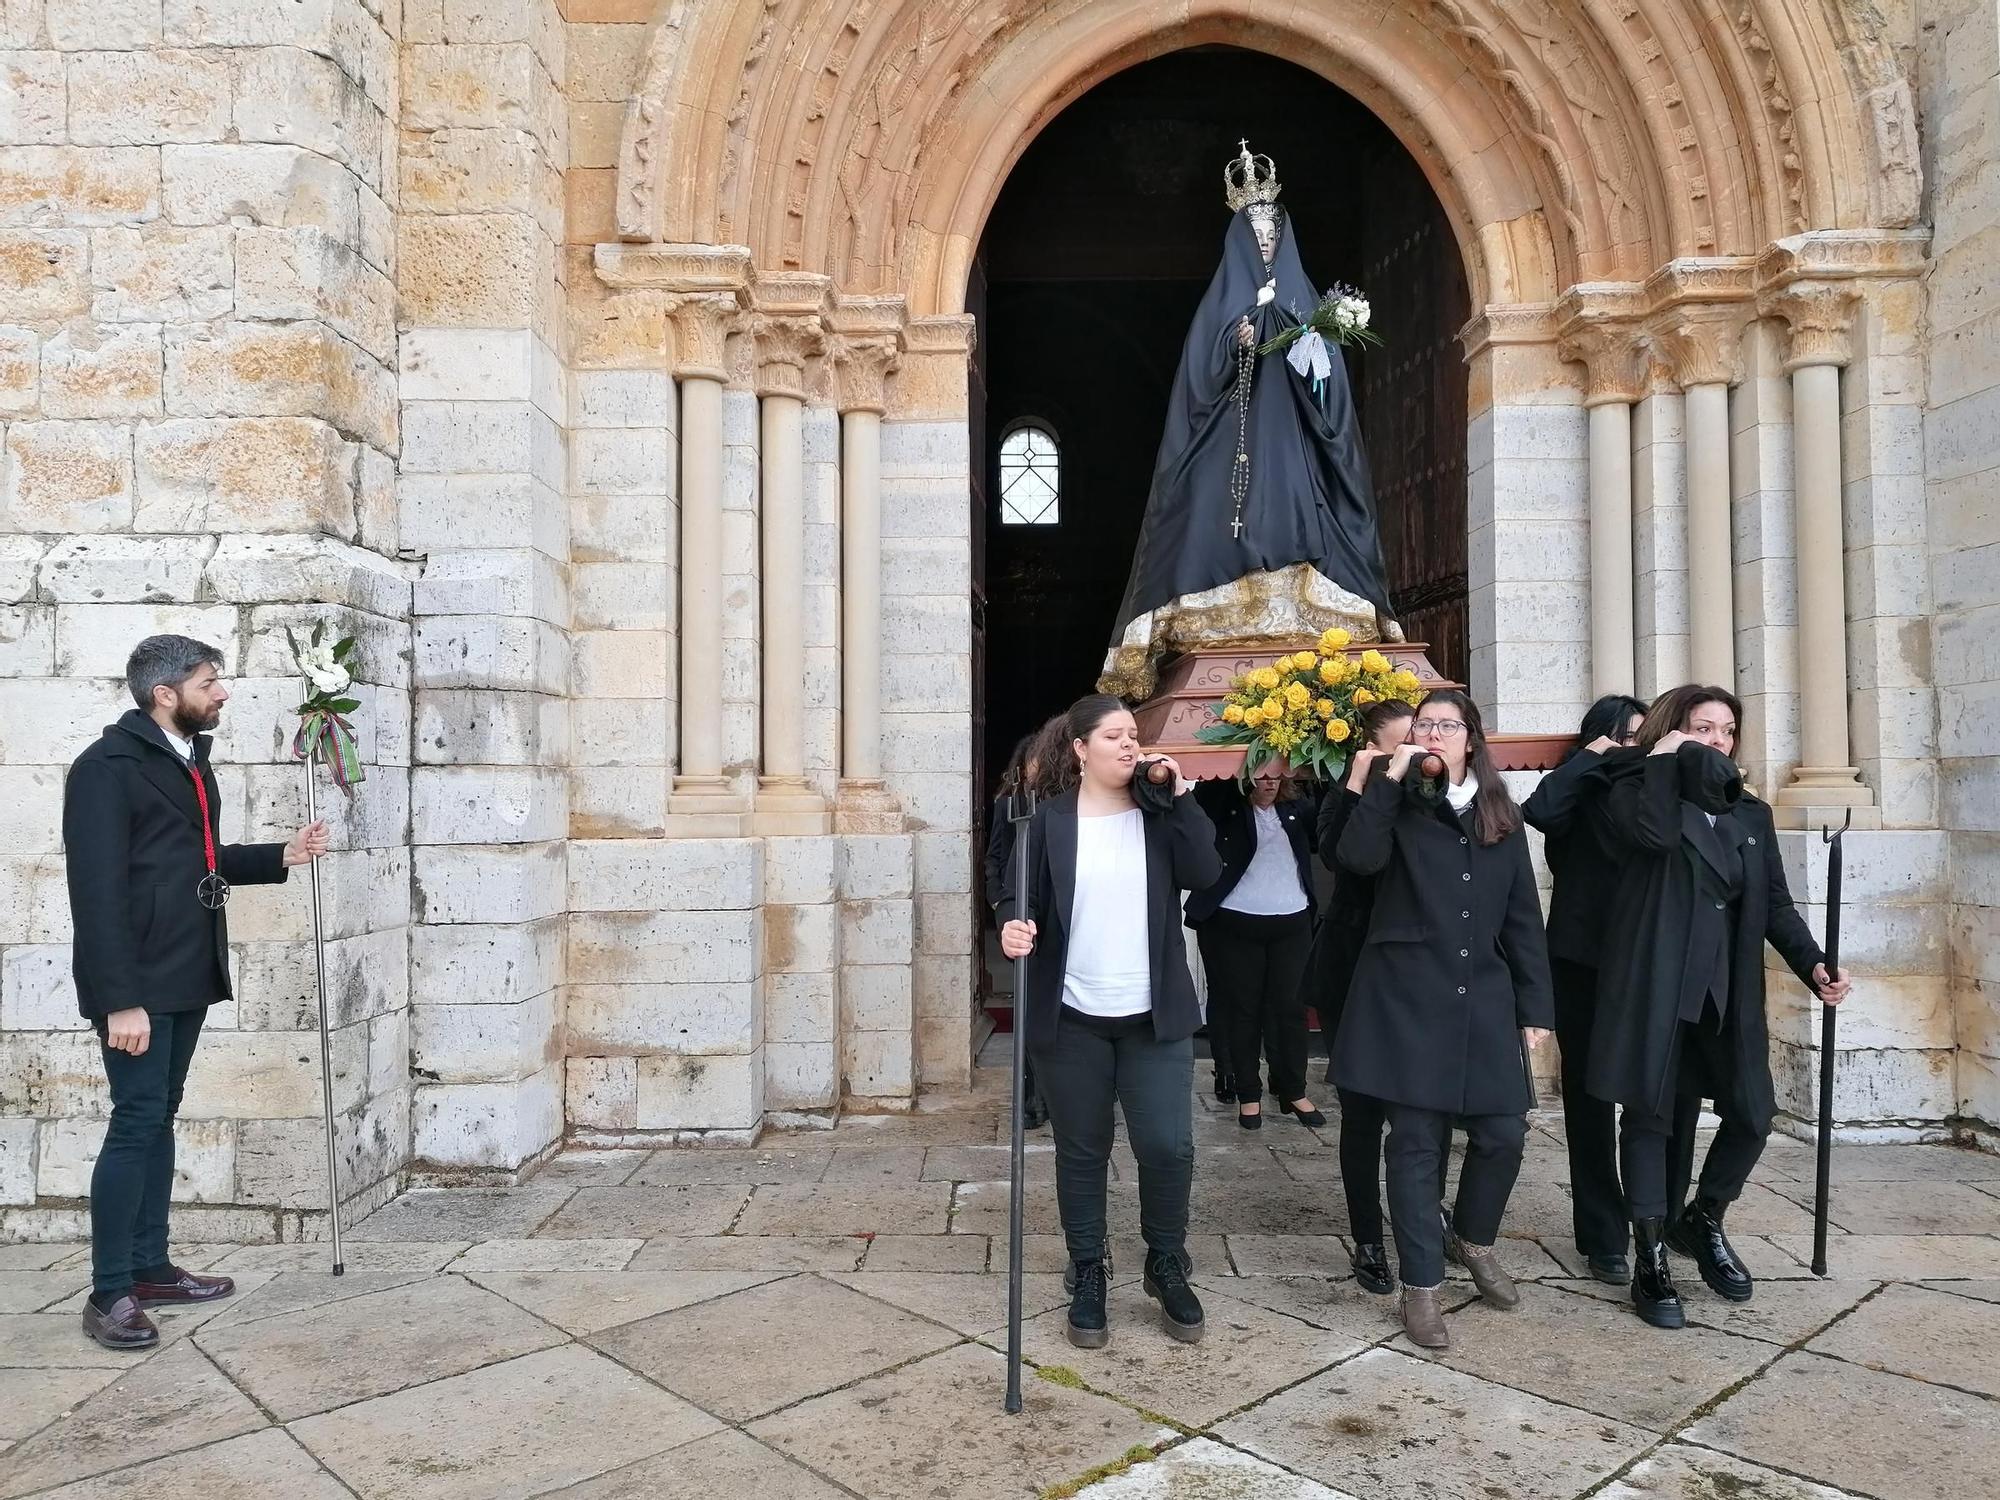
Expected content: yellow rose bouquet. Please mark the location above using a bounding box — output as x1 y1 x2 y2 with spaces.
1196 628 1427 780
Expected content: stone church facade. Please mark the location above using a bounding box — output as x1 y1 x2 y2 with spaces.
0 0 1994 1235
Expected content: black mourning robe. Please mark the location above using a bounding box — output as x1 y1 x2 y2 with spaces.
1108 209 1396 654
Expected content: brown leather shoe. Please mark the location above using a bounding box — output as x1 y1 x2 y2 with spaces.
1446 1232 1520 1309
82 1295 159 1351
1399 1283 1450 1349
132 1267 235 1306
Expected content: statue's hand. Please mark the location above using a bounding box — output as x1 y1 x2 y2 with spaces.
1237 317 1255 349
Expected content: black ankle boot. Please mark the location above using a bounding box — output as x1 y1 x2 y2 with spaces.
1670 1195 1754 1302
1631 1217 1685 1329
1350 1241 1394 1296
1066 1258 1109 1349
1142 1249 1204 1343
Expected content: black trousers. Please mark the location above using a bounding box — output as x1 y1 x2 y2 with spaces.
91 1008 206 1297
1032 1007 1194 1266
1385 1103 1526 1287
1552 957 1627 1257
1620 1005 1767 1222
1196 908 1313 1104
1337 1086 1389 1242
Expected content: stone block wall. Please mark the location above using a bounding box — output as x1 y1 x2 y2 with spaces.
0 0 411 1234
1919 0 2000 1138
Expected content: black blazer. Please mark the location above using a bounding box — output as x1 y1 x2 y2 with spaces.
63 710 289 1021
983 795 1014 911
1584 746 1823 1128
1521 745 1623 968
996 787 1222 1045
1183 779 1316 926
1329 772 1555 1114
1304 784 1374 1026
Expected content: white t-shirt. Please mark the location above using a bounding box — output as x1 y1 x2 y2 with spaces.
1221 803 1308 916
1061 808 1152 1018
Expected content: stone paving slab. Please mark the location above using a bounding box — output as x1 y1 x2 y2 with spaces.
0 1272 86 1314
1764 1231 2000 1279
749 1342 1167 1500
464 1268 781 1336
1593 1443 1869 1499
449 1237 643 1271
11 1427 353 1500
1190 1273 1415 1344
211 1240 469 1272
0 1343 265 1499
626 1146 833 1186
291 1344 722 1500
542 1428 851 1498
533 1184 749 1238
1809 1177 2000 1233
737 1181 954 1235
824 1270 1074 1336
346 1187 573 1241
0 1368 123 1445
522 1150 648 1187
1559 1272 1878 1345
0 1246 83 1271
197 1270 432 1331
859 1231 991 1271
194 1274 565 1420
1805 1281 2000 1397
1073 1437 1362 1498
819 1147 931 1181
1685 1348 2000 1500
627 1234 869 1272
1216 1346 1656 1499
1011 1279 1369 1428
589 1273 960 1422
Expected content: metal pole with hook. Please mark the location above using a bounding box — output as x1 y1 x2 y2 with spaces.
1811 808 1850 1278
1003 786 1036 1414
304 758 345 1276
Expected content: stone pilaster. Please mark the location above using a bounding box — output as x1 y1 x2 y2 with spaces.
1656 309 1750 689
1557 317 1647 697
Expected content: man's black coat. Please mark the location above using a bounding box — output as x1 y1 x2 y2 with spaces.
1328 772 1554 1115
1583 744 1824 1129
64 710 289 1021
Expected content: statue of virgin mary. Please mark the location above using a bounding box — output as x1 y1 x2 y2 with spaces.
1099 143 1401 700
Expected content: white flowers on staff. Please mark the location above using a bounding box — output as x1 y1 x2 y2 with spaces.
297 635 352 697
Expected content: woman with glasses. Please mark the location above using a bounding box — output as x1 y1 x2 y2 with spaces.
1521 693 1648 1284
1587 685 1850 1329
1308 698 1416 1292
1331 689 1553 1348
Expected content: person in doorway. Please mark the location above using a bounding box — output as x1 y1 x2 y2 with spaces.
1185 761 1323 1130
1521 692 1651 1285
64 636 329 1350
1307 697 1415 1292
1331 689 1553 1349
985 716 1067 1129
1587 684 1850 1329
998 695 1222 1349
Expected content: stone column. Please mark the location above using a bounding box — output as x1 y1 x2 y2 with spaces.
1560 325 1647 696
833 331 903 833
751 308 830 834
1659 312 1747 688
1766 284 1874 824
667 293 752 836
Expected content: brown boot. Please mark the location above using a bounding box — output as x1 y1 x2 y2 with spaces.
1447 1231 1519 1309
1399 1283 1449 1349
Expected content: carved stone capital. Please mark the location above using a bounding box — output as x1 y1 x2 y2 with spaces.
1556 321 1648 406
1760 282 1860 371
595 242 752 293
1650 308 1750 389
833 335 901 414
668 292 743 382
1458 302 1559 360
749 314 828 400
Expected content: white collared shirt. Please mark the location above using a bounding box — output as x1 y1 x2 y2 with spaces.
162 728 195 765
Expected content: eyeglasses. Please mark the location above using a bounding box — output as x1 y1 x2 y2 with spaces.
1412 720 1467 737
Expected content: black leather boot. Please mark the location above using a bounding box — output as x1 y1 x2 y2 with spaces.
1142 1249 1205 1343
1631 1217 1685 1329
1670 1195 1754 1302
1066 1258 1109 1348
1350 1241 1394 1296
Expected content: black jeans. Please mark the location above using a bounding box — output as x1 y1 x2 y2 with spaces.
91 1008 206 1297
1032 1007 1194 1266
1552 957 1626 1256
1620 1007 1766 1221
1196 908 1313 1104
1384 1103 1526 1287
1337 1086 1389 1243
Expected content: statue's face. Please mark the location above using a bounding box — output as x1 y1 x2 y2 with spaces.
1249 208 1280 264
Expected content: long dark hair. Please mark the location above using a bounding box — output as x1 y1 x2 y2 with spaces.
1637 684 1743 759
1358 698 1416 748
1418 689 1521 847
1565 693 1647 763
998 714 1066 799
1047 693 1129 796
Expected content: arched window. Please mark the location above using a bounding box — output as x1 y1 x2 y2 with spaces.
998 423 1060 526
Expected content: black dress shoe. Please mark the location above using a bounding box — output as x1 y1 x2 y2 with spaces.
1213 1071 1235 1102
1631 1218 1685 1329
1142 1249 1204 1343
1669 1196 1754 1302
1022 1093 1049 1130
82 1294 159 1351
1350 1241 1394 1295
1586 1253 1631 1285
1237 1107 1263 1131
132 1266 235 1306
1281 1100 1328 1128
1066 1258 1110 1349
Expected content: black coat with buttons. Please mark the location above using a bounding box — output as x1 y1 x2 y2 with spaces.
1328 769 1554 1115
1582 745 1823 1128
1182 779 1318 926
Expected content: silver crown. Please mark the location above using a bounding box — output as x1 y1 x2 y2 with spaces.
1223 139 1282 213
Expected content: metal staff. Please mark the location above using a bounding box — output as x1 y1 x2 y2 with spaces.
303 753 345 1277
1811 809 1850 1278
1003 786 1036 1415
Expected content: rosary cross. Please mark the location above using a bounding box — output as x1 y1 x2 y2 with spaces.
1231 514 1244 538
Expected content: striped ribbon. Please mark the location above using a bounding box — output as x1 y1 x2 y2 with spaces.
291 708 366 797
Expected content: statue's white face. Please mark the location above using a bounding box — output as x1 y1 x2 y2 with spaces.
1250 208 1279 264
